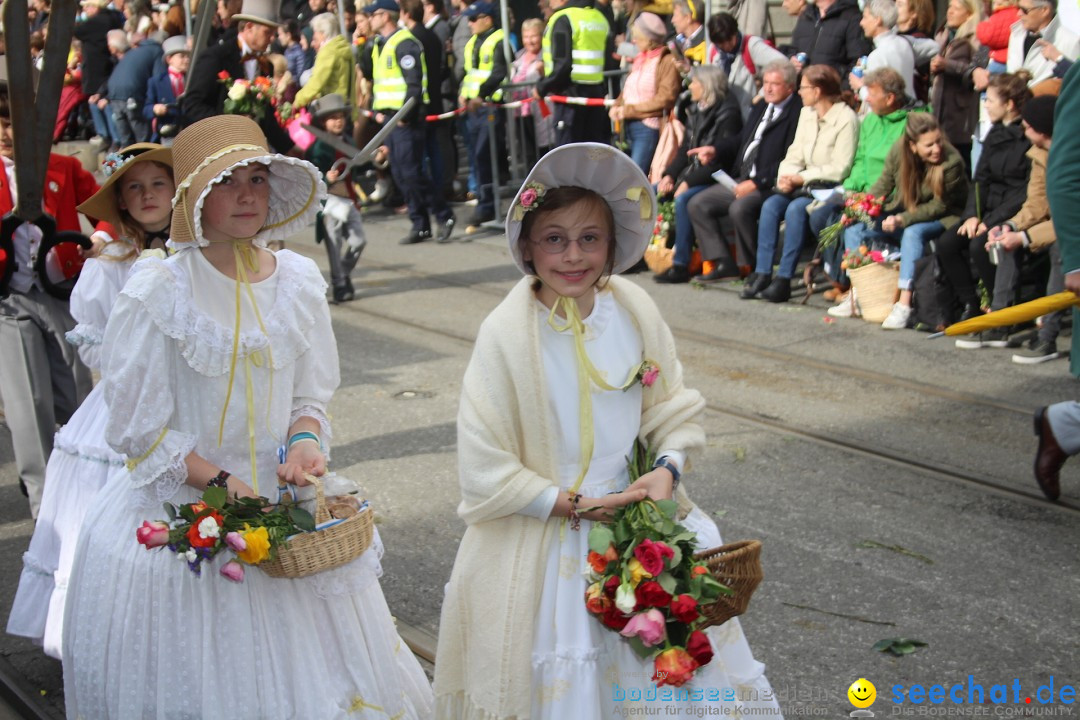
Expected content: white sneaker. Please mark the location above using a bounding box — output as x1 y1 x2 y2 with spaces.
881 302 912 330
369 179 389 202
827 290 859 318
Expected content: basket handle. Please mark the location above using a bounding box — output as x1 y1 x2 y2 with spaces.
277 474 332 525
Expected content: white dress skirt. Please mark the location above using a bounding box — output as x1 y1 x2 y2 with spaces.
529 291 782 719
62 248 433 720
7 246 134 659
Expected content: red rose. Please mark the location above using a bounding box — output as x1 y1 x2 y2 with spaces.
633 539 674 576
601 606 630 631
604 575 620 598
669 594 699 624
686 630 714 667
185 510 223 549
217 70 231 81
653 647 698 687
635 580 672 609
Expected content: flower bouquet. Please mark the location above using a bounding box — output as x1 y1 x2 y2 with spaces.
218 72 275 123
817 192 883 249
136 485 315 583
842 244 900 324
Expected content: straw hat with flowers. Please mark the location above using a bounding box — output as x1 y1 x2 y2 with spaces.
77 143 173 229
169 115 325 249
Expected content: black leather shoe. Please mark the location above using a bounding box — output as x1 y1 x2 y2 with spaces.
332 278 355 303
1034 406 1067 501
959 303 981 322
739 272 771 299
653 265 691 284
436 214 456 243
694 262 740 283
399 229 432 245
760 276 792 303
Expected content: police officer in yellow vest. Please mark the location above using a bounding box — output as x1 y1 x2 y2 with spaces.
459 1 508 234
366 0 456 244
534 0 614 146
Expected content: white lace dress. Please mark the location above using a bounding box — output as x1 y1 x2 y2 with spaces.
7 242 136 659
62 247 433 720
530 291 782 719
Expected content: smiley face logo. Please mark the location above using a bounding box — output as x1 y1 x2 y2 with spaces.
848 678 876 708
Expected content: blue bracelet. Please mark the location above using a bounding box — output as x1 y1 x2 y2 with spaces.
288 431 321 448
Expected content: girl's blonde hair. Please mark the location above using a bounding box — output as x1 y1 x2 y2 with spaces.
899 113 950 213
519 186 617 287
950 0 983 42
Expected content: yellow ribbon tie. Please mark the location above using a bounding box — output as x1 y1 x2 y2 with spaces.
126 427 169 472
216 241 276 495
547 295 645 536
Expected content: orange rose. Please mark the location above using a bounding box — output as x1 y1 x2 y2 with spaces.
653 647 699 687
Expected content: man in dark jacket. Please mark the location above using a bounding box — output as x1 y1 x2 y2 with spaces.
74 0 125 146
181 0 297 154
106 31 164 146
681 60 801 284
788 0 870 80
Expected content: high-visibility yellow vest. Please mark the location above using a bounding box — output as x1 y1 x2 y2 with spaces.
372 28 429 110
461 28 505 101
542 6 608 85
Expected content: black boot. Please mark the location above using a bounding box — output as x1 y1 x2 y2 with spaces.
739 272 771 299
654 265 691 284
332 278 355 303
760 276 792 303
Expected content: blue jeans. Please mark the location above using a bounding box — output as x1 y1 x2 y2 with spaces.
626 120 659 177
672 184 711 267
89 101 117 143
756 194 813 278
843 219 945 290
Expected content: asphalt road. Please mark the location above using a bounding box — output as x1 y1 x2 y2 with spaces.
1 205 1077 719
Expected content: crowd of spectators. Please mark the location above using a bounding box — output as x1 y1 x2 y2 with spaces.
8 0 1080 362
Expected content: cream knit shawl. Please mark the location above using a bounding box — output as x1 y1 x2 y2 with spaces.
433 276 706 720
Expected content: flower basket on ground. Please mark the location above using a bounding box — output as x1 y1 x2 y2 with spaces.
844 245 900 323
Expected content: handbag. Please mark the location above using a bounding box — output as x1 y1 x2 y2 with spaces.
649 110 684 185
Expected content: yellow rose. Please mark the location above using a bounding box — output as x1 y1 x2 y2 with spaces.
237 525 270 564
628 557 652 588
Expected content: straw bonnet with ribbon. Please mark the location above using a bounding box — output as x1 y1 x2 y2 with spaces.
506 141 657 276
77 143 173 230
505 142 658 517
169 114 325 249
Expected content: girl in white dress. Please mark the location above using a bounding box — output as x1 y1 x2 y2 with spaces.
62 116 433 720
7 143 175 660
434 144 782 720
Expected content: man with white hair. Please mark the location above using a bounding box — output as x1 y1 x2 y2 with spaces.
105 28 163 146
849 0 915 103
293 12 355 108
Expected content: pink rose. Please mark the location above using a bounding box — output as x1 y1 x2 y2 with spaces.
867 204 881 217
136 520 170 549
224 531 247 553
634 538 675 576
869 250 885 263
219 560 245 583
641 367 659 388
520 188 537 207
620 608 667 647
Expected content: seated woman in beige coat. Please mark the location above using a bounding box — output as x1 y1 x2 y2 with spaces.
743 64 859 303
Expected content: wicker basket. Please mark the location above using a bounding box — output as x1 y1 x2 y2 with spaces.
692 540 764 629
259 476 374 579
847 262 900 323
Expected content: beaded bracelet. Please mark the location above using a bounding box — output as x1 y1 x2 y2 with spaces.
288 431 321 449
568 492 583 531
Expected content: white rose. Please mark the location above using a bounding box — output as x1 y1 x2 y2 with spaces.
227 83 247 102
615 583 637 614
197 516 221 539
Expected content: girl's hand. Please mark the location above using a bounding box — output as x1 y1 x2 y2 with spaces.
957 216 980 238
625 467 675 501
882 214 905 233
657 176 675 196
577 487 649 522
277 442 326 487
226 475 259 500
673 181 690 198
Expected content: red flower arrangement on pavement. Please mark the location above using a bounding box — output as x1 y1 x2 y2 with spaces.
817 192 884 249
583 445 732 687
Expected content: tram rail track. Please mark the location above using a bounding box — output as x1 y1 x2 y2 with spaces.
340 259 1080 515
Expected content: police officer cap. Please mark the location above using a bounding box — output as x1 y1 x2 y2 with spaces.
361 0 398 14
463 1 496 17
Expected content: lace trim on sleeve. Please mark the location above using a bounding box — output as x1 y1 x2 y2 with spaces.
124 429 197 507
66 323 104 348
121 252 326 378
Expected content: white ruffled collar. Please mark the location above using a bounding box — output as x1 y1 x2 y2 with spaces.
120 247 327 377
